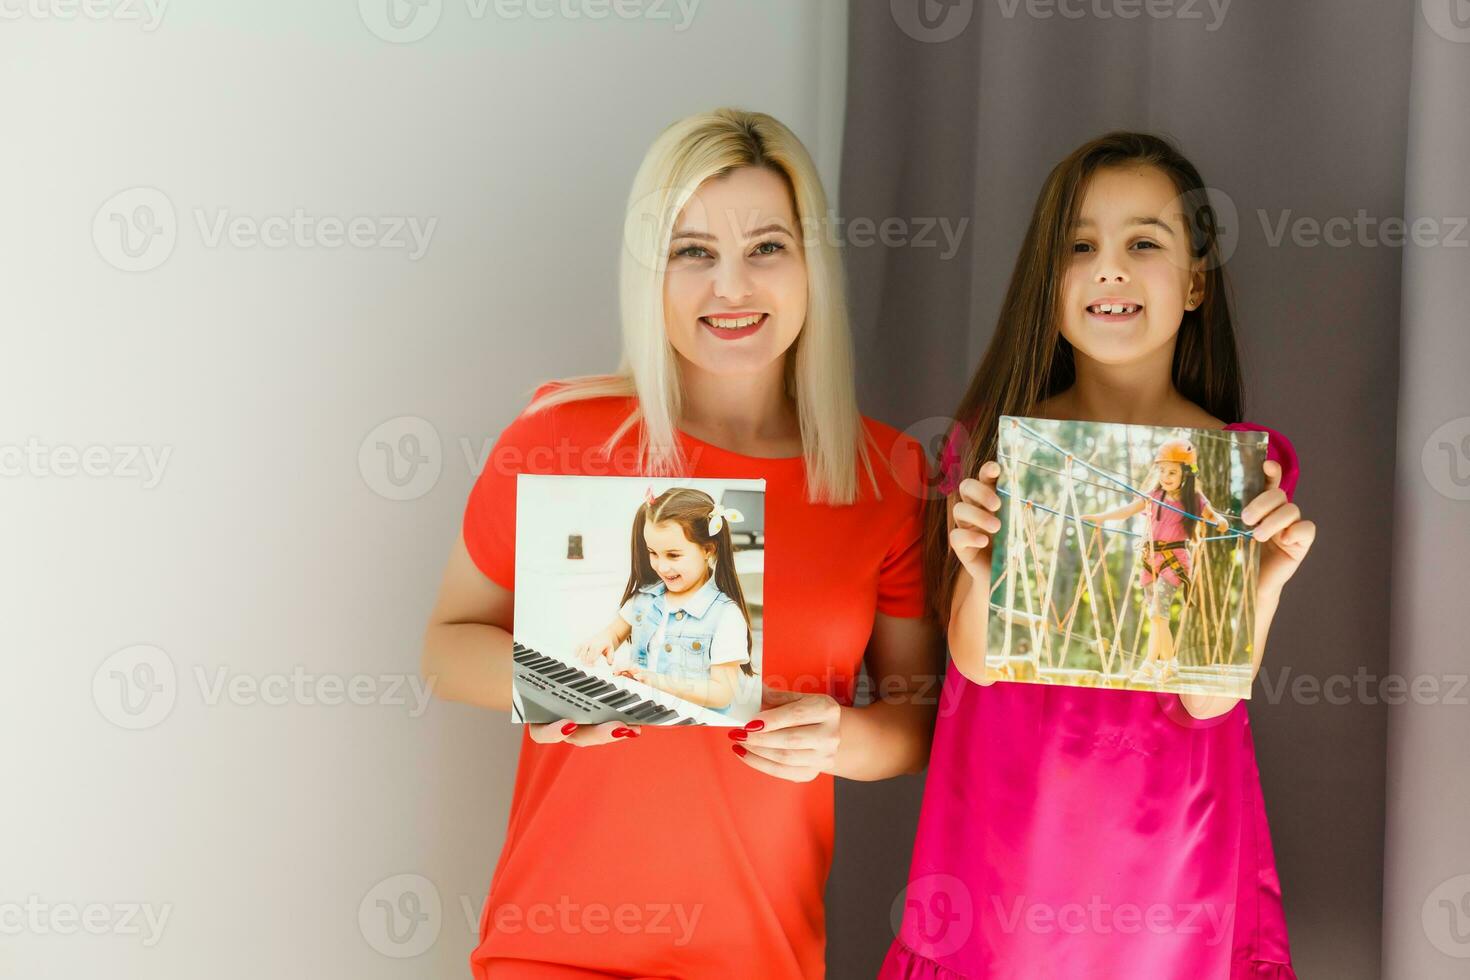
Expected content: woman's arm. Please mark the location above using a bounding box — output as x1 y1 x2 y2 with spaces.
421 532 640 744
832 612 944 780
421 532 517 711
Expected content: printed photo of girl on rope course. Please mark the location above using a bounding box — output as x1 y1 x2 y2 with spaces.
986 415 1268 697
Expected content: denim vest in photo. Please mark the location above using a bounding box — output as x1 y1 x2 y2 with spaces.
626 575 741 684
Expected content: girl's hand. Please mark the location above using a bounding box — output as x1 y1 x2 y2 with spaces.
576 630 618 666
951 460 1003 582
527 719 640 745
728 688 840 783
614 665 654 686
1242 459 1316 598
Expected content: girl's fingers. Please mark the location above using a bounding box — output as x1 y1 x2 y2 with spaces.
1251 503 1301 544
1280 519 1317 555
950 527 989 553
1262 458 1282 493
1241 487 1286 526
953 500 1000 535
958 471 1002 510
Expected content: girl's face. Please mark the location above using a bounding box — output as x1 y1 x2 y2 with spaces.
643 519 713 594
1157 460 1184 492
663 166 808 378
1059 165 1205 367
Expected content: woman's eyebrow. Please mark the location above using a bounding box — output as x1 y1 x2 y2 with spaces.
671 222 795 241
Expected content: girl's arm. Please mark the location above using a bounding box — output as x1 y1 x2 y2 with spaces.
629 663 739 708
1199 496 1230 532
1081 496 1147 525
946 469 1004 685
577 615 632 663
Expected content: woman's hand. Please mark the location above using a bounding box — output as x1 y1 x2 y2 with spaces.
527 719 640 745
951 460 1003 582
575 629 619 666
1242 459 1316 598
728 688 840 782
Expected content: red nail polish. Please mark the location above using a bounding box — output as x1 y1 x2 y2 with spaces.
744 720 764 731
728 729 747 741
613 727 637 738
560 722 578 735
732 744 747 757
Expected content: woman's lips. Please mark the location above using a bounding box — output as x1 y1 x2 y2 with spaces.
699 312 768 339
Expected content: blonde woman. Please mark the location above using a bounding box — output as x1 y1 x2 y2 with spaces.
422 108 942 979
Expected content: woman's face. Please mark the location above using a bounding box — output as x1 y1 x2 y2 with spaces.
1059 164 1205 367
1157 460 1184 492
643 520 712 594
663 166 807 378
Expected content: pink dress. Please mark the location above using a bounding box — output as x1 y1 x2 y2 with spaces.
880 421 1299 980
1141 487 1211 587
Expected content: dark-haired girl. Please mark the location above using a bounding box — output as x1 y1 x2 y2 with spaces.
882 133 1316 979
577 486 757 716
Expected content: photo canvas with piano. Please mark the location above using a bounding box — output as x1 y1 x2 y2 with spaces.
511 475 766 726
985 416 1268 698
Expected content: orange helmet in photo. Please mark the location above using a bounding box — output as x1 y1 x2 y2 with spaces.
1154 438 1198 468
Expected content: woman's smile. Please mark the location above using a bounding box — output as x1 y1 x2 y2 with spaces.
699 311 769 340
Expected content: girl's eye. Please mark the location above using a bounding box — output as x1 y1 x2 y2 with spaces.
672 244 712 259
1072 241 1094 254
1131 239 1161 250
752 239 786 256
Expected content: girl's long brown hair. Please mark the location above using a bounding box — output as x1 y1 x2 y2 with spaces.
622 487 755 673
925 132 1244 627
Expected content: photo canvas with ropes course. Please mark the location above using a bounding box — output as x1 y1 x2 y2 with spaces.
986 416 1269 697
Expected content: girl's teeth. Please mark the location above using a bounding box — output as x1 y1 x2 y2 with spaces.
704 314 764 329
1090 303 1140 315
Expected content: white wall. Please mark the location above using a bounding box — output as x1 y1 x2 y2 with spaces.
0 2 846 976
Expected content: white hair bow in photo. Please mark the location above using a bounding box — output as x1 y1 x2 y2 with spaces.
707 503 745 536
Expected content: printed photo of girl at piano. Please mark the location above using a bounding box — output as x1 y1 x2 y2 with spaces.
574 486 759 721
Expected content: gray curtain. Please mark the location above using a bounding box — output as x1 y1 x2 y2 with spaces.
832 1 1464 976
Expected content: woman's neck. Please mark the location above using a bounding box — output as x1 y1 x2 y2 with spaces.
674 354 802 457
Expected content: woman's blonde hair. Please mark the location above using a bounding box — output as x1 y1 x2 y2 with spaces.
524 107 877 505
